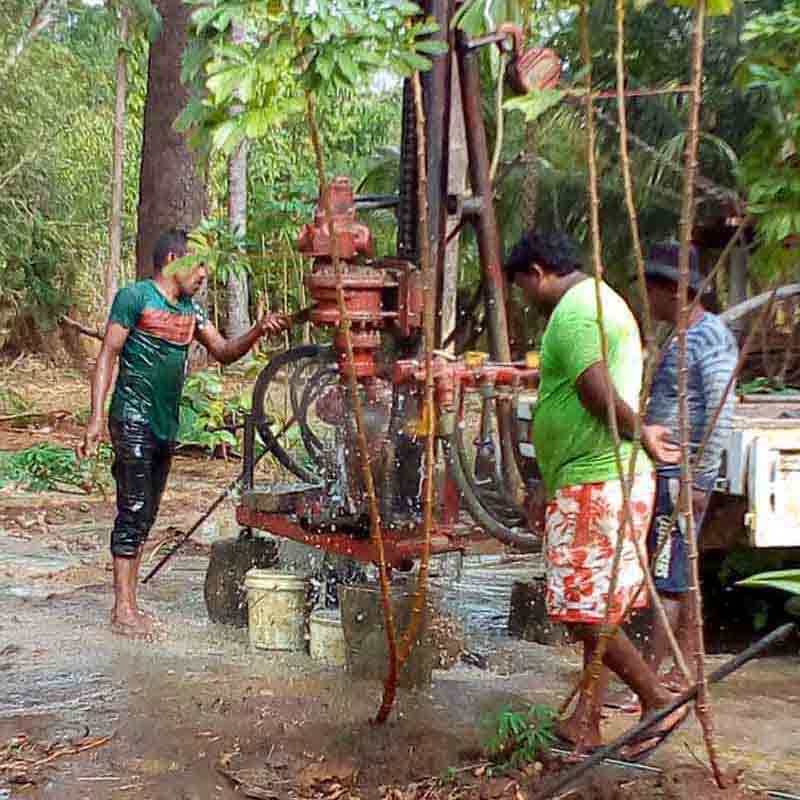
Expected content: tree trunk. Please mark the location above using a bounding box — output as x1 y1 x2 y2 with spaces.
441 60 466 353
728 244 748 336
106 2 129 310
225 21 250 337
136 0 207 278
4 0 60 73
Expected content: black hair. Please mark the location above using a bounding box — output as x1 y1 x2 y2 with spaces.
504 231 583 281
153 228 189 272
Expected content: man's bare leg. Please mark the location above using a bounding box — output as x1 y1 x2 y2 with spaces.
111 553 153 637
130 546 158 624
560 623 685 748
604 596 687 712
557 635 612 749
655 594 694 688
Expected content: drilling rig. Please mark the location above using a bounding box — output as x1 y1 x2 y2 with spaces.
235 7 561 570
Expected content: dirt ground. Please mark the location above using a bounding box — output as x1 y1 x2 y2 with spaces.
0 361 798 799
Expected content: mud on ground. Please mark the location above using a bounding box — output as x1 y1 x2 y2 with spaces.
0 361 798 799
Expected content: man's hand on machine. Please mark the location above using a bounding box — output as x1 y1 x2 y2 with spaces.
641 424 681 465
257 312 290 337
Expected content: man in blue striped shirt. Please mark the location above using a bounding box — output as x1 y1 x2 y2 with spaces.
643 242 739 692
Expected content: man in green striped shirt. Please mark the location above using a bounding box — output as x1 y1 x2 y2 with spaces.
78 229 287 640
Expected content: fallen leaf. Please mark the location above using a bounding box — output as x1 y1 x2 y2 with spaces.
296 759 358 793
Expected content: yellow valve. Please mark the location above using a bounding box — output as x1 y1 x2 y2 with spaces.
525 350 540 369
415 402 436 436
464 351 488 368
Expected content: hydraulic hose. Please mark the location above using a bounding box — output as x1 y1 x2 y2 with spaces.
378 385 403 530
252 344 334 484
454 421 527 525
443 435 540 552
297 364 339 469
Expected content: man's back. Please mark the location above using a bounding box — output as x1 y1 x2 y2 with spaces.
533 279 651 496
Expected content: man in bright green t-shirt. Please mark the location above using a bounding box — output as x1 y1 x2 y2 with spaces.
78 229 287 640
505 231 686 760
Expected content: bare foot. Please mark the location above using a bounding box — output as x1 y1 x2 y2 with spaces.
111 608 154 640
660 666 691 692
554 718 603 753
619 703 690 762
602 688 640 716
135 607 160 625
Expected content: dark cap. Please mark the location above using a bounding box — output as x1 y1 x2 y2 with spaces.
644 242 705 294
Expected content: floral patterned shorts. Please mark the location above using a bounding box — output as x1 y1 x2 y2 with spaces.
545 472 655 624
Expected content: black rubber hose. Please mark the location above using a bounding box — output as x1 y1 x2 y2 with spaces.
454 412 527 524
289 353 317 419
378 385 404 529
443 435 539 553
297 365 339 469
252 345 333 483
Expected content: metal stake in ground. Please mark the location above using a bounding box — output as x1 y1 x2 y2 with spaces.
531 622 797 800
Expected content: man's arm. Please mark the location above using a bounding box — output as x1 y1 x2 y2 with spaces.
576 361 680 464
77 321 130 458
194 313 287 366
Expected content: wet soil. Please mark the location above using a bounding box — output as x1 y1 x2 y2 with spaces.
0 362 798 799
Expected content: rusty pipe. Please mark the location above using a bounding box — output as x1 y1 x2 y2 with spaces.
455 30 521 499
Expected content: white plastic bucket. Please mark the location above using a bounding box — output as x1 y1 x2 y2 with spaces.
244 569 307 651
309 609 347 667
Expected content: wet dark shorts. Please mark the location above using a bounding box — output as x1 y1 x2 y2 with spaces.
647 475 708 595
109 417 174 558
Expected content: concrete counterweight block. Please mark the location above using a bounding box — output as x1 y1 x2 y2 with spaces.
339 583 440 689
507 578 572 646
204 535 279 627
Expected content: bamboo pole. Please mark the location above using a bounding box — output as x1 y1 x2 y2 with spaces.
567 0 693 739
304 92 399 724
570 1 635 744
612 0 693 687
675 0 725 785
397 70 435 668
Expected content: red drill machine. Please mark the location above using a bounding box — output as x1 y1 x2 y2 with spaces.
236 9 561 570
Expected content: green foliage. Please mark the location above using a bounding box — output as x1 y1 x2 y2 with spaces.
504 88 565 123
482 705 556 771
0 443 112 493
168 217 252 288
718 547 794 585
719 548 798 629
737 0 800 279
668 0 733 17
177 0 443 158
178 369 249 453
0 387 27 415
737 377 800 395
126 0 163 42
0 5 143 345
737 569 800 596
737 568 800 620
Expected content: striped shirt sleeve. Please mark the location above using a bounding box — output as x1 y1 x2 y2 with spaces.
695 334 739 482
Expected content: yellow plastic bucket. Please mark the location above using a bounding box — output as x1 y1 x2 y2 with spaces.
244 569 307 651
309 609 347 667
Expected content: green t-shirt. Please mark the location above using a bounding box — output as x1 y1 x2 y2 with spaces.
109 280 207 442
532 278 651 496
